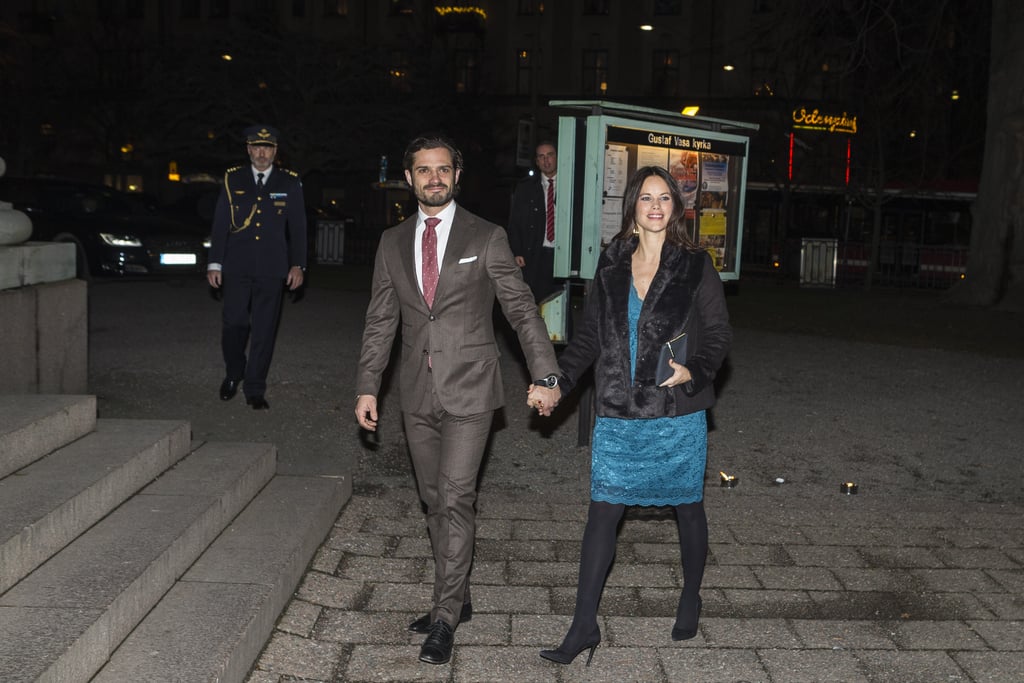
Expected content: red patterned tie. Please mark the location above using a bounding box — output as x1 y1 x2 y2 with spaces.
545 179 555 242
422 217 440 307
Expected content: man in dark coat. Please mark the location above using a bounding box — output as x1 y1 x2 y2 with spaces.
507 141 558 302
207 124 307 410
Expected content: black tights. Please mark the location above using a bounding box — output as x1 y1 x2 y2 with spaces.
559 499 708 648
673 500 708 627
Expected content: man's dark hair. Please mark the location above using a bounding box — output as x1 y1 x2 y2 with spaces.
402 134 464 173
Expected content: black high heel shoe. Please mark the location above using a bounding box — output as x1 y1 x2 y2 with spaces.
539 629 601 666
671 595 702 641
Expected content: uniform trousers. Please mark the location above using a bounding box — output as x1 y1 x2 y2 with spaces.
403 384 491 627
221 272 284 398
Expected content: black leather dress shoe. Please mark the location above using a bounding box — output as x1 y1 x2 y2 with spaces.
418 620 454 665
408 602 472 634
219 378 240 401
246 396 270 410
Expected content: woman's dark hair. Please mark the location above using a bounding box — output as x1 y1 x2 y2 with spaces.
402 134 464 173
613 165 697 248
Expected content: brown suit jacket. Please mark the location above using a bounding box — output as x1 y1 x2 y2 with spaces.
355 205 558 416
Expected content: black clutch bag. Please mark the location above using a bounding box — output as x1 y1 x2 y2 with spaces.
655 332 688 385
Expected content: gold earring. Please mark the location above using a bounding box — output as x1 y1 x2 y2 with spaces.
633 223 639 236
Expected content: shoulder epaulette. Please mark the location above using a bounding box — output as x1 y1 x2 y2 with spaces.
226 165 244 173
283 168 300 178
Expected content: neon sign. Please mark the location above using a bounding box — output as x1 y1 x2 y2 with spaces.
434 6 487 20
792 107 857 134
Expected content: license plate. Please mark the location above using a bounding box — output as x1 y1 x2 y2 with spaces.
160 253 197 265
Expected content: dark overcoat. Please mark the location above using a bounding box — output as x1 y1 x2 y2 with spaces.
558 237 732 419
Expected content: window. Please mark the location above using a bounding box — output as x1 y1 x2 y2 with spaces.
751 47 775 97
389 0 414 15
180 0 200 19
582 49 608 96
388 49 411 91
97 0 117 20
516 48 532 96
209 0 230 19
583 0 609 15
323 0 348 15
652 49 679 96
454 50 479 94
98 0 144 19
125 0 144 19
653 0 682 14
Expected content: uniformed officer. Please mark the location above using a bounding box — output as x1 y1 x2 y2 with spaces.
207 124 307 410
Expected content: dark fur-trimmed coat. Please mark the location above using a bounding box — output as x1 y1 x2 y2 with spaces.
558 237 732 418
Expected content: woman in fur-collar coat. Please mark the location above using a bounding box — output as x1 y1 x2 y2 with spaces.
533 166 732 666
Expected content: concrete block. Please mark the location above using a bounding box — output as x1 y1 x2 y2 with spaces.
0 441 275 683
36 279 87 393
0 418 190 594
0 242 75 290
94 474 348 683
0 276 86 394
0 394 96 478
0 605 106 683
0 287 37 393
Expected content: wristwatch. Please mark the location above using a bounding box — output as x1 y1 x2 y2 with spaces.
534 374 559 389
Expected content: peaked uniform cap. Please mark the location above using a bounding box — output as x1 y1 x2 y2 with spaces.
244 125 279 146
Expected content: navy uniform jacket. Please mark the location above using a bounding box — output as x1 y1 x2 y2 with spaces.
209 165 307 278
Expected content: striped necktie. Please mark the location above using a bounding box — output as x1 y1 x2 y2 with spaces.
545 178 555 242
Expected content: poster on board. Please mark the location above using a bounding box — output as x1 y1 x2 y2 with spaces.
600 127 745 272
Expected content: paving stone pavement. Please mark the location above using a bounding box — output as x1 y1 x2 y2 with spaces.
84 276 1024 682
237 286 1022 683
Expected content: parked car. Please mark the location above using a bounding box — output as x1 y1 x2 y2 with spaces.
0 177 210 279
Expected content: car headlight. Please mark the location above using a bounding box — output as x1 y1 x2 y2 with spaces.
100 232 144 247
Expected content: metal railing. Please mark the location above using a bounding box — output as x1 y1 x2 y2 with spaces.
744 239 967 289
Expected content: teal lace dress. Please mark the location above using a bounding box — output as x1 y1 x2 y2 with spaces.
590 282 707 506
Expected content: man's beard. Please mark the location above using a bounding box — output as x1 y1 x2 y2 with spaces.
415 182 456 207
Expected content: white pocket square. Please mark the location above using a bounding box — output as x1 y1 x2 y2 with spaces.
458 255 478 264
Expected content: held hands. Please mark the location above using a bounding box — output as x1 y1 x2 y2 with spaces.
527 384 561 416
657 358 693 388
355 394 379 431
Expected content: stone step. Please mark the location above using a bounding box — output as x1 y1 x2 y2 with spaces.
94 474 350 683
0 441 276 683
0 418 191 594
0 394 96 479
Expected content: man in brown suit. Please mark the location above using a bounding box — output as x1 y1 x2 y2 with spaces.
354 134 560 665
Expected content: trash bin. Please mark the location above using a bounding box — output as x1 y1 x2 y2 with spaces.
800 238 837 288
316 219 346 264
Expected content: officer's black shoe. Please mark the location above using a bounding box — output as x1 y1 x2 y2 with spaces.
219 378 240 401
246 396 270 410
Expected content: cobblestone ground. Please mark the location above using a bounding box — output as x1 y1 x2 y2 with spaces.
86 275 1024 683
